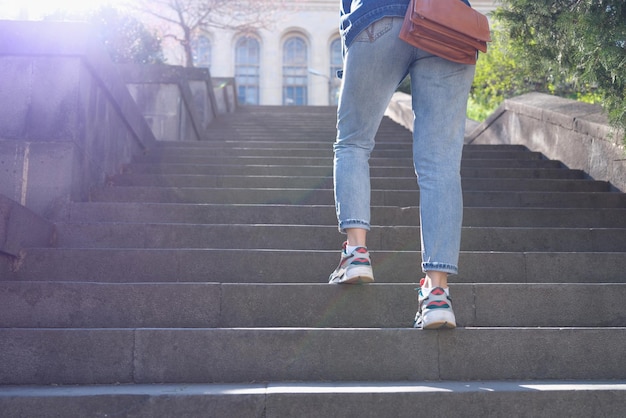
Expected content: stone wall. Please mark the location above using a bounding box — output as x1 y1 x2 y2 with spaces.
0 195 55 257
119 64 218 142
386 92 626 192
0 20 156 219
467 93 626 192
212 78 238 115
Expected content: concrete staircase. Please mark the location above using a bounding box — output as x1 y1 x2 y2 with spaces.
1 106 626 417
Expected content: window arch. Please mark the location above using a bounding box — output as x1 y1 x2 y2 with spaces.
235 36 261 105
282 36 308 106
329 38 342 105
192 35 212 68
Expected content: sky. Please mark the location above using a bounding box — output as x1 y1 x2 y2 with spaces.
0 0 128 20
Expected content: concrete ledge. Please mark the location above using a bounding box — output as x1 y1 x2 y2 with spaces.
0 195 55 257
386 92 626 192
1 381 625 418
118 64 218 141
212 78 238 114
385 92 480 136
385 92 414 132
0 20 155 148
466 93 626 192
0 20 157 218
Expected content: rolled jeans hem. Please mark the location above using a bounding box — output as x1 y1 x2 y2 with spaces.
338 220 371 233
422 262 458 276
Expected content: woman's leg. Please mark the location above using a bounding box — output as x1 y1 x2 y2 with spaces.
410 55 475 279
330 17 414 283
409 53 475 328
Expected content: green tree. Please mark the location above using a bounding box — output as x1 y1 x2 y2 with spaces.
469 23 528 121
91 6 165 64
468 21 601 121
403 21 603 122
493 0 626 140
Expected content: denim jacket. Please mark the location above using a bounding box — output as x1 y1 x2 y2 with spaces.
340 0 472 50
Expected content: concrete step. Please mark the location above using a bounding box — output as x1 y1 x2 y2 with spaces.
3 248 625 283
139 139 529 149
2 381 625 418
135 149 546 163
54 223 626 253
1 327 625 385
89 186 626 207
139 146 539 160
460 166 584 179
110 173 609 192
124 156 563 169
64 202 626 228
200 114 397 139
65 202 626 228
1 282 623 328
154 140 528 151
123 163 585 179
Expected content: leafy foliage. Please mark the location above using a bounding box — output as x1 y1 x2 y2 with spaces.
470 20 604 121
45 6 165 65
493 0 626 140
91 6 165 64
469 24 527 120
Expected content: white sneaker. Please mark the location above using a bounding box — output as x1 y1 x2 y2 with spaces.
328 242 375 284
413 279 456 329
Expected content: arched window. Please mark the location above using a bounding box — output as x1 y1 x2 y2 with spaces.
282 36 308 106
235 36 261 105
192 35 212 68
329 38 343 105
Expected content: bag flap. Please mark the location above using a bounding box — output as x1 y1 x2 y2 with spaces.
412 0 491 42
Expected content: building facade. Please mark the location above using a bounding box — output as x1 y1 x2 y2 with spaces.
168 0 500 106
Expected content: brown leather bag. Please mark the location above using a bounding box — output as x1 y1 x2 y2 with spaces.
399 0 491 65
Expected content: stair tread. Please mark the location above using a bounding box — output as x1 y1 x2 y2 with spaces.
110 173 608 192
88 187 626 208
65 202 626 227
1 282 623 328
2 381 625 418
2 327 626 384
3 379 625 395
5 248 626 283
54 222 626 252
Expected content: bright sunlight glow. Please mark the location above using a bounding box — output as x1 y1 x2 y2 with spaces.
0 0 126 20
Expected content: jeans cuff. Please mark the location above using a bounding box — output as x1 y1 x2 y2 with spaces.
422 262 458 276
338 219 371 233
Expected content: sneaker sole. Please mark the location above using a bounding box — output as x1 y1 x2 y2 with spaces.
419 310 456 330
330 266 375 284
336 275 375 285
422 320 457 330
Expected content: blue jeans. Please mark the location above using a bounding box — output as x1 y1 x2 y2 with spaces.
334 17 476 275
